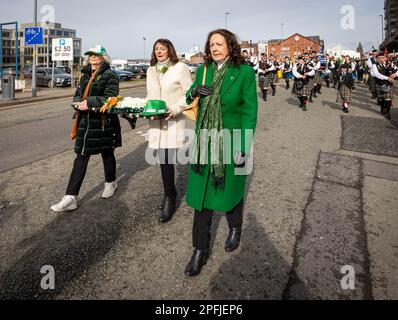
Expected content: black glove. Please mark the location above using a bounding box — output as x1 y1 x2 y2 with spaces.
190 85 214 99
121 113 138 130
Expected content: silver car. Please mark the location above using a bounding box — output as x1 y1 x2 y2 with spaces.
36 68 72 88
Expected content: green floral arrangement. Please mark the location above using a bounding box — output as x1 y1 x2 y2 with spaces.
160 66 169 74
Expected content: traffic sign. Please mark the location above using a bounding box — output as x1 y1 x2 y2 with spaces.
24 27 43 46
52 38 74 61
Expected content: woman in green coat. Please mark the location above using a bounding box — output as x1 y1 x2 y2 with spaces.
184 29 258 276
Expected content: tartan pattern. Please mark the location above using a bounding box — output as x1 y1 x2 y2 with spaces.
292 80 311 97
315 71 324 85
260 72 275 88
309 76 316 88
371 77 377 94
376 84 394 100
336 85 352 103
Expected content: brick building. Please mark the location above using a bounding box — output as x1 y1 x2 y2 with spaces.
267 33 324 59
240 40 259 55
381 0 398 52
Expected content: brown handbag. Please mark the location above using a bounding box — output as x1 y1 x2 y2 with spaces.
70 69 100 140
183 66 207 121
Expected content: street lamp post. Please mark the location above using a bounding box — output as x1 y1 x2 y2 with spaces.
32 0 38 97
379 14 384 44
143 37 146 62
281 23 285 59
225 12 230 29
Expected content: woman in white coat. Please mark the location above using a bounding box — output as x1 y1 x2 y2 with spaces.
146 39 193 223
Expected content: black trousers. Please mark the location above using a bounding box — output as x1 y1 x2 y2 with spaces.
66 150 116 196
159 149 177 198
192 200 244 250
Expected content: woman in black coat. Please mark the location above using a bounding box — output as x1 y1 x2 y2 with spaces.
51 45 121 212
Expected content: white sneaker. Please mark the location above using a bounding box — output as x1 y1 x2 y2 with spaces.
50 195 78 212
102 181 118 199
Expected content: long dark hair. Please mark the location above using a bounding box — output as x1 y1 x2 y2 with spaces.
150 39 179 66
204 29 245 67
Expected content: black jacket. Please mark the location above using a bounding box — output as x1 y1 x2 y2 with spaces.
337 71 354 90
73 62 121 155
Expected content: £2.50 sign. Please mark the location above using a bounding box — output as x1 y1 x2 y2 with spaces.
52 38 74 61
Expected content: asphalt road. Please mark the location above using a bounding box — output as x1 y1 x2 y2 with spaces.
0 86 147 173
0 81 397 300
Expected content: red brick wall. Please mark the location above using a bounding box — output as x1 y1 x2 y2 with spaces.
268 34 322 59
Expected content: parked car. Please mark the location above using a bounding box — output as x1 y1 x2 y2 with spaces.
124 64 148 79
110 67 134 81
36 68 72 88
187 64 199 73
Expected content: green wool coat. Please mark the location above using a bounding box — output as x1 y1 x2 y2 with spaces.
185 63 258 212
73 62 121 156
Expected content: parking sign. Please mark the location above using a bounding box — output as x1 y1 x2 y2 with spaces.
24 27 43 46
52 38 74 61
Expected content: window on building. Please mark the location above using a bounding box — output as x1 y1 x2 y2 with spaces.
64 31 70 37
56 30 62 36
50 30 55 36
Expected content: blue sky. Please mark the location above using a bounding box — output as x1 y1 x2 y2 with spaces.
1 0 384 59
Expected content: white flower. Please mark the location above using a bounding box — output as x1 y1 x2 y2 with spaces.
114 97 148 109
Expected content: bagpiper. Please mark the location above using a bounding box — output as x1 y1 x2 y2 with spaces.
282 56 294 90
258 54 276 101
336 63 355 113
306 52 319 103
312 52 324 95
292 55 315 111
367 49 378 99
372 51 398 119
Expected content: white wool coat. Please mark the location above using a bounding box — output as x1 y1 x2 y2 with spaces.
146 62 193 149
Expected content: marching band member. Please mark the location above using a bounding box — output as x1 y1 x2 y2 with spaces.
282 56 293 90
372 51 398 119
367 50 378 99
258 54 275 101
293 55 315 111
336 63 355 113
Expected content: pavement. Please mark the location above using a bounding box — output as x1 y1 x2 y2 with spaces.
0 80 397 300
0 80 146 108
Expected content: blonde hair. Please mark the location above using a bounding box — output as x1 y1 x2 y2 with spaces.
83 53 111 66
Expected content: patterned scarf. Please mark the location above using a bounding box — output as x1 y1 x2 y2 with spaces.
191 60 231 189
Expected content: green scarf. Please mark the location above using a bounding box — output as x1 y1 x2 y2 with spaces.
192 60 231 189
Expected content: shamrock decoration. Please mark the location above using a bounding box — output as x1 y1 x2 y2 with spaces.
160 66 169 74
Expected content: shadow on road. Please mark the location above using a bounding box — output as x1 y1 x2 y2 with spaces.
207 171 313 299
0 143 153 300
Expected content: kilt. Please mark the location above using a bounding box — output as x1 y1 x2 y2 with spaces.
376 84 394 100
263 72 275 88
283 71 294 79
292 79 311 97
308 76 316 88
336 85 352 103
315 71 324 85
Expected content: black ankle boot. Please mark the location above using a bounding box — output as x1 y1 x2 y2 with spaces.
185 249 209 276
159 196 176 223
225 228 242 252
157 196 166 210
272 87 276 96
312 89 318 98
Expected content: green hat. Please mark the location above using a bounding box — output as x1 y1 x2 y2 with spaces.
140 100 168 116
84 44 107 56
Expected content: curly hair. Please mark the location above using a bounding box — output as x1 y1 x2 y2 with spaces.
150 39 179 67
204 29 245 67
